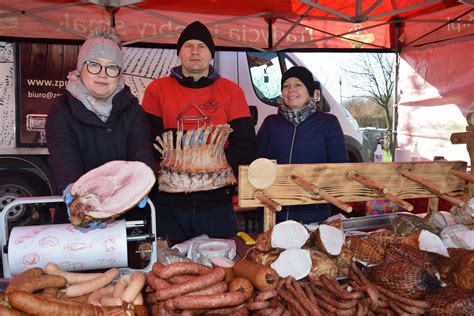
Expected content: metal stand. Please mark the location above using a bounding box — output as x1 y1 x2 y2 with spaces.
0 196 157 278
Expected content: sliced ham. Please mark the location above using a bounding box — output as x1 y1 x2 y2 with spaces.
69 160 156 227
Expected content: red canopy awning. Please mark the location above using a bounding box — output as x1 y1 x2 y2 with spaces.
0 0 472 51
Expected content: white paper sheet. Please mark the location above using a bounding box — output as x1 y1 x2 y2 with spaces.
8 220 128 276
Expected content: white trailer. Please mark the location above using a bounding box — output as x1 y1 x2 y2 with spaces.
0 42 370 226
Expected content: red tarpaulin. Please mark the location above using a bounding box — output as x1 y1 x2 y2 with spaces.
398 36 474 163
1 0 473 162
0 0 471 51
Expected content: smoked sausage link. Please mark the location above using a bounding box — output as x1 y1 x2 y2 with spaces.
157 262 212 279
155 267 226 300
15 274 67 293
8 291 128 315
5 268 44 294
184 281 227 296
172 291 246 310
0 305 28 316
233 259 280 291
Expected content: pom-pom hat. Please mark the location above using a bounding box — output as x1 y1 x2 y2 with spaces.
76 28 122 71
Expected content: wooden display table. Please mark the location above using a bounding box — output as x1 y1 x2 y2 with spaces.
239 161 469 231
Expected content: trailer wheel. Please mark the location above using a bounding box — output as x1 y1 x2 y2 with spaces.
0 171 51 227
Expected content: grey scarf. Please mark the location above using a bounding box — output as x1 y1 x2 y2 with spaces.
279 98 318 125
66 70 124 122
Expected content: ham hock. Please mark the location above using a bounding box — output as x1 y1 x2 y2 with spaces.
69 160 156 227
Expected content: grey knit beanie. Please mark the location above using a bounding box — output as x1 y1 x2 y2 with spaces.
77 28 122 71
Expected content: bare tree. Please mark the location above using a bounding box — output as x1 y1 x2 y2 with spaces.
341 53 395 129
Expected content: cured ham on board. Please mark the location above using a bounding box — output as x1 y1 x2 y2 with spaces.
69 160 156 227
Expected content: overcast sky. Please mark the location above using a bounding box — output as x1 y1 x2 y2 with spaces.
296 52 357 103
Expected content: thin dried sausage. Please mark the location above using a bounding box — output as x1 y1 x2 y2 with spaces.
375 285 431 309
255 290 278 302
320 273 358 300
278 289 308 316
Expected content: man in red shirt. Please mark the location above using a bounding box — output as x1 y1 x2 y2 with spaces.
142 21 256 243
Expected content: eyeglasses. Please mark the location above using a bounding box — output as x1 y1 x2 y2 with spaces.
84 60 121 78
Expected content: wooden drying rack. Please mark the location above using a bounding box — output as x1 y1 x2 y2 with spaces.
238 161 470 231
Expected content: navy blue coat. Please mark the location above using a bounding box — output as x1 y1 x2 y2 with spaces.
46 86 156 221
256 111 348 223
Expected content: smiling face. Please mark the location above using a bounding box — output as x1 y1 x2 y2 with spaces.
81 58 120 100
179 39 212 81
281 77 311 110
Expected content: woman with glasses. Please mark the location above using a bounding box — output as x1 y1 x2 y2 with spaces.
46 28 155 224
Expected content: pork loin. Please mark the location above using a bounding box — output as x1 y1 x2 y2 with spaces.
69 160 156 227
367 260 441 299
155 125 236 193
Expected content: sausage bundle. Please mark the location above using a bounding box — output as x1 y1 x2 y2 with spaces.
146 262 248 315
1 264 149 315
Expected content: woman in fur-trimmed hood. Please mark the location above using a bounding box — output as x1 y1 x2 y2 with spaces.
46 28 155 224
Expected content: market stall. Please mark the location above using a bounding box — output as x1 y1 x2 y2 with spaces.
5 106 474 312
1 117 473 314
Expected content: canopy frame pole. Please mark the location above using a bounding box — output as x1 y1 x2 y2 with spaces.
273 6 313 50
361 0 383 18
277 18 392 50
0 2 81 18
299 0 439 22
124 5 266 51
299 0 353 21
369 0 439 21
106 6 119 28
267 17 273 50
392 22 401 156
20 12 87 39
403 9 473 47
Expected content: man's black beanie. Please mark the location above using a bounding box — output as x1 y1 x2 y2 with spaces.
176 21 215 58
281 66 316 96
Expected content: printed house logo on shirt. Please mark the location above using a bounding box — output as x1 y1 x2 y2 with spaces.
202 99 220 113
177 103 212 130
